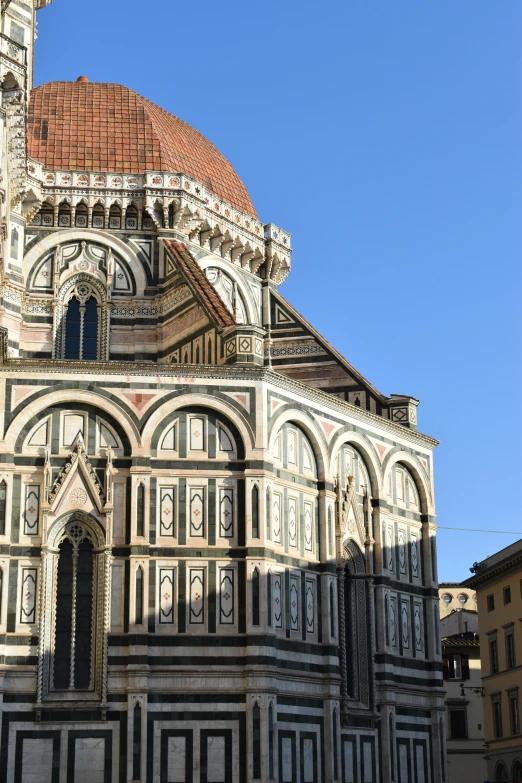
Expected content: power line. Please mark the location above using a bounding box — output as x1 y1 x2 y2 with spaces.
437 526 522 535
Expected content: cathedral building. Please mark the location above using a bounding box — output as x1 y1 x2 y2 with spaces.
0 2 445 781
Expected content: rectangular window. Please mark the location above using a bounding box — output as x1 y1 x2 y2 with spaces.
506 633 516 669
509 693 520 736
493 698 503 738
487 594 495 612
504 585 511 605
449 709 467 740
448 654 462 680
490 639 499 674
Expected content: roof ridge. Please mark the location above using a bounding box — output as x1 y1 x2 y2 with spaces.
163 240 235 330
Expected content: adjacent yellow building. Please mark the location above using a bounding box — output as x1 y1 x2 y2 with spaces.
464 539 522 782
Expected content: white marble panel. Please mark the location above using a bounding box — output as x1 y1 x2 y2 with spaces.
415 744 426 783
206 735 225 783
63 413 84 446
343 741 354 783
281 737 293 782
362 741 372 783
21 738 53 783
110 562 124 630
302 738 313 783
167 736 186 783
74 737 105 783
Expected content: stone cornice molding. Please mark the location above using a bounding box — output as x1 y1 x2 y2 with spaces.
463 551 522 589
0 358 439 448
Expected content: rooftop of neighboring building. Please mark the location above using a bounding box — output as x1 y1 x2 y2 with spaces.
463 537 522 588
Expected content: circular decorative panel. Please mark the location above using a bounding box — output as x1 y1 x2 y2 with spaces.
68 487 88 507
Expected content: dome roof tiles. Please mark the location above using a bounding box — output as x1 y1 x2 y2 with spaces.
28 80 257 218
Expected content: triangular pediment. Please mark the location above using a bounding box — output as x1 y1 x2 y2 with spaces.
46 435 105 515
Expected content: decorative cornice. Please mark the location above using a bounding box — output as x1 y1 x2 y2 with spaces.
0 357 439 448
463 550 522 589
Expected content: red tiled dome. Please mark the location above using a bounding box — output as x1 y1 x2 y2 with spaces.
28 80 257 218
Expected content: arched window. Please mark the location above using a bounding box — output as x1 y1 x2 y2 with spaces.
125 205 138 230
133 702 142 780
252 568 260 626
58 202 71 227
252 485 259 539
513 761 522 783
0 479 6 535
252 702 261 779
54 532 94 690
389 713 395 781
268 704 274 779
496 763 508 782
64 295 99 360
136 484 145 537
343 540 369 705
266 487 271 539
135 567 144 625
75 202 88 228
92 204 105 229
109 204 122 229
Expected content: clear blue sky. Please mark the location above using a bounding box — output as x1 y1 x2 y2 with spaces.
35 0 521 582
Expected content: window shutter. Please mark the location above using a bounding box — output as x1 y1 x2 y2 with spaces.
461 655 470 680
442 654 449 680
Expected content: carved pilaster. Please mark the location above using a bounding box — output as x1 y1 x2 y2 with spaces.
337 564 349 713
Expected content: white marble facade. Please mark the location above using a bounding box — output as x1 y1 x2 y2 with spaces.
0 2 446 782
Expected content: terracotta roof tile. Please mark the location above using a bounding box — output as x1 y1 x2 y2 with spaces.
163 240 235 330
28 80 257 218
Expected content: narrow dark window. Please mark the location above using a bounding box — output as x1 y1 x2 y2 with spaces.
440 717 445 781
207 337 212 363
389 713 395 780
0 479 6 535
195 345 200 364
253 702 261 778
493 699 503 738
330 582 335 638
133 702 142 780
504 586 511 605
82 297 98 360
490 639 499 674
54 538 73 688
333 709 338 780
510 694 520 735
385 595 390 646
266 487 271 539
506 633 516 669
267 571 272 627
65 298 81 360
136 484 145 537
268 704 274 779
487 593 495 612
74 539 94 689
252 485 259 538
252 568 260 626
135 567 143 625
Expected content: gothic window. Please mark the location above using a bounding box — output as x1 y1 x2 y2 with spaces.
136 484 145 537
266 487 271 539
125 205 139 230
342 540 370 706
109 204 122 229
251 485 259 538
75 202 88 228
52 523 99 692
58 202 71 227
252 568 260 626
133 703 142 780
335 445 369 496
252 703 261 779
135 567 144 625
92 204 105 229
0 480 6 535
64 295 99 359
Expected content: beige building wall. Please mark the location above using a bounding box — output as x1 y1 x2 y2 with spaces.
464 540 522 783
